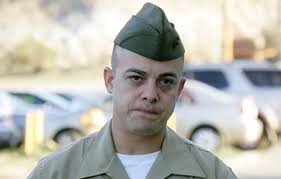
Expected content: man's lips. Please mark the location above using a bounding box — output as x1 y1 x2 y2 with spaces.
132 108 160 115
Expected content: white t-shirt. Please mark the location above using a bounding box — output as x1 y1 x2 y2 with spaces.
117 151 160 179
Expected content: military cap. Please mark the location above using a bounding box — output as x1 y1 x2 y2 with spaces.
114 2 185 61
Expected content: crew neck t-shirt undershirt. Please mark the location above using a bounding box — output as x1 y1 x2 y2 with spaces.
117 151 160 179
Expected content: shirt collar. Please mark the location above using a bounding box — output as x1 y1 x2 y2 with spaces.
146 128 206 178
78 121 206 179
78 121 129 179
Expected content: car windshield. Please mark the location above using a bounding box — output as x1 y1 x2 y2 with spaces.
184 70 229 89
9 93 46 105
55 93 74 102
243 69 281 87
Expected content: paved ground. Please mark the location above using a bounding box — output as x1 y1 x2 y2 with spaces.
0 157 35 179
224 144 281 179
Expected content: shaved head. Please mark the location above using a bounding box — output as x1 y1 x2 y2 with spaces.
111 44 119 74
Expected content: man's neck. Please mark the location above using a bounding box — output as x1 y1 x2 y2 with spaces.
111 120 165 155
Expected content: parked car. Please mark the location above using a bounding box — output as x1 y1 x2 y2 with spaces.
43 111 86 146
183 60 281 145
7 91 96 146
0 117 21 148
0 93 23 148
175 80 263 151
55 91 109 111
54 91 111 134
9 91 84 112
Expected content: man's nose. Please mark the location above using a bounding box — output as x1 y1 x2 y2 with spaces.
141 80 159 103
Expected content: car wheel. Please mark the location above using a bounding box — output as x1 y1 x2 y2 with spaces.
190 127 220 151
54 129 83 146
258 117 278 148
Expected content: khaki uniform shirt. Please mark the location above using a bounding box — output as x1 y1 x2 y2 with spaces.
28 121 237 179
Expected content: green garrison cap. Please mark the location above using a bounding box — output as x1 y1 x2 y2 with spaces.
114 2 185 61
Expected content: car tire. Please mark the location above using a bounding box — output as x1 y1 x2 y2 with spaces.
54 129 83 146
258 117 278 148
190 127 221 151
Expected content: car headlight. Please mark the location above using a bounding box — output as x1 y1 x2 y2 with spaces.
240 96 258 117
80 108 107 132
90 108 107 127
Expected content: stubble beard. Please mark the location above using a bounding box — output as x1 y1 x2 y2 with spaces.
126 116 166 136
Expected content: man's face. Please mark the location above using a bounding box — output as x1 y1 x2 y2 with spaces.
104 46 185 136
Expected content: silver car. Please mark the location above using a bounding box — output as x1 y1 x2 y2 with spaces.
175 80 263 151
184 61 281 144
8 91 89 146
0 93 23 147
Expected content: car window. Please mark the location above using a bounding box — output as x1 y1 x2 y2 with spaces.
243 69 281 87
55 93 73 102
10 93 46 105
185 70 229 89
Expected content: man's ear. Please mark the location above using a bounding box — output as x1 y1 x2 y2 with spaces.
104 67 114 94
177 78 186 96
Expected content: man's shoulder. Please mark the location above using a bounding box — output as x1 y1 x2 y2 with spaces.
28 121 115 179
168 128 218 160
174 133 219 162
184 139 219 162
28 132 99 179
42 132 98 164
169 131 237 178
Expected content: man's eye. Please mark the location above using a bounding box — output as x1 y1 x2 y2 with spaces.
160 79 175 86
130 76 142 81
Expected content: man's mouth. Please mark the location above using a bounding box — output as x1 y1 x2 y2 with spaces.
134 109 160 114
131 108 161 118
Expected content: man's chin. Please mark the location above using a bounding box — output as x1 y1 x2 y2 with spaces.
128 123 164 136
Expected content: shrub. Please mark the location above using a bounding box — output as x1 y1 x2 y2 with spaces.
3 37 57 74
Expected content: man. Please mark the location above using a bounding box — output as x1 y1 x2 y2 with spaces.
28 2 237 179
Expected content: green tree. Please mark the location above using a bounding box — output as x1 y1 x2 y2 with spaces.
4 37 57 74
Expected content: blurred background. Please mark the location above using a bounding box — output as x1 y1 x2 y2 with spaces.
0 0 281 179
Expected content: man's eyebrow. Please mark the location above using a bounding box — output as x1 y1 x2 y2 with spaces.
159 72 178 78
124 68 147 75
124 68 179 78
